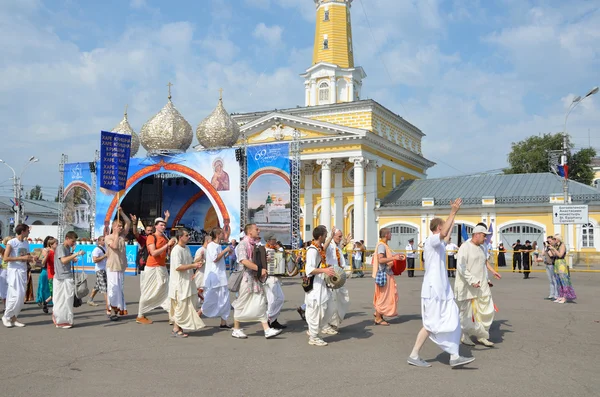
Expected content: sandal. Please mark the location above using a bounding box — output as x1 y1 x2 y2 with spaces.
171 330 188 338
374 319 390 326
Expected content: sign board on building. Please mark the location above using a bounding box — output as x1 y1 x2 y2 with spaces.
552 205 589 224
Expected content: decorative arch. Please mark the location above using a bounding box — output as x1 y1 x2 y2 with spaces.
32 220 45 225
497 219 547 232
172 190 205 227
64 181 92 197
103 160 230 233
379 220 421 231
248 168 290 186
343 202 354 218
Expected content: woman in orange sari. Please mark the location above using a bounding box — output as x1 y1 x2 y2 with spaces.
372 228 405 326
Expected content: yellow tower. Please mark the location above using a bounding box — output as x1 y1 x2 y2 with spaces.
301 0 366 107
312 0 354 68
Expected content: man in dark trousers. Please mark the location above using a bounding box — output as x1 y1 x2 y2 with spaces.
405 238 416 278
512 239 522 272
521 240 533 279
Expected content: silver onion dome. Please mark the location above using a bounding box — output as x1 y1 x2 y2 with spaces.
111 106 140 157
140 86 193 155
196 95 241 148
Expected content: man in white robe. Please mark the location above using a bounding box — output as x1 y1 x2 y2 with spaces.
407 199 475 368
264 235 286 330
323 228 350 333
305 225 336 347
200 227 233 328
2 224 33 328
231 224 282 339
455 225 498 347
53 231 85 329
136 217 174 325
169 228 205 337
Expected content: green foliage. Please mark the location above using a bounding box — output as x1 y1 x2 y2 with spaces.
505 132 597 185
29 185 43 200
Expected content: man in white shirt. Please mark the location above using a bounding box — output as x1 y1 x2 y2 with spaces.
455 225 498 347
405 238 416 278
88 235 109 314
305 225 336 347
445 238 458 278
407 199 475 368
2 224 33 328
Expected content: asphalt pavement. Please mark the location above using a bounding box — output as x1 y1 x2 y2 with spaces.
2 268 599 397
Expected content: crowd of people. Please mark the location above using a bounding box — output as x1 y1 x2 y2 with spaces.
0 200 578 367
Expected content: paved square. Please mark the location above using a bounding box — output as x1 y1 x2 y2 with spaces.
2 269 599 397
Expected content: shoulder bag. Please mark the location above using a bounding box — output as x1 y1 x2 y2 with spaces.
72 253 89 300
302 246 320 293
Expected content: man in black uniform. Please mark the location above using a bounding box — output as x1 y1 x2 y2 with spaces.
512 239 522 272
521 240 533 279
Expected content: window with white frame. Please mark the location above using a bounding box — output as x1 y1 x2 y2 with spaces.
381 169 386 187
318 81 329 103
582 223 594 248
392 173 397 188
324 9 329 21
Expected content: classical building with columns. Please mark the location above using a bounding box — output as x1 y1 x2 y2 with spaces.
233 0 434 246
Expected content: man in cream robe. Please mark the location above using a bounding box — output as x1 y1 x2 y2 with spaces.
455 225 496 347
169 229 205 337
323 228 350 333
2 224 33 328
105 209 131 320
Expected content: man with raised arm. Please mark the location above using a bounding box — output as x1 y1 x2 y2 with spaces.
407 199 475 368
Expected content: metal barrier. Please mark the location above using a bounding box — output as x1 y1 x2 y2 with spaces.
285 248 600 275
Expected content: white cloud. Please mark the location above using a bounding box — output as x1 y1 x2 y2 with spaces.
252 23 283 47
130 0 146 9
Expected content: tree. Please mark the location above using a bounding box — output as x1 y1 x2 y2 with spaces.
570 147 597 186
29 185 43 200
505 132 597 185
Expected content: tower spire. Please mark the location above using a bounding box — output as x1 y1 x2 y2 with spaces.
301 0 366 107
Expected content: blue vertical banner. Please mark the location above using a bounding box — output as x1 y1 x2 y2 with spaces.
100 130 131 191
246 143 291 245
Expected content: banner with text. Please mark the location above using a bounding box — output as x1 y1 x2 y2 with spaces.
63 162 94 238
247 143 291 245
100 130 131 191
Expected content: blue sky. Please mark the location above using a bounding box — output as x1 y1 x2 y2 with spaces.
0 0 598 200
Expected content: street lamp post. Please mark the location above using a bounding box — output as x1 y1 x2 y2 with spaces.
0 156 39 228
562 86 598 256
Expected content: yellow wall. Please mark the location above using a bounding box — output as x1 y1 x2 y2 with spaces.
311 111 371 130
372 114 422 155
312 3 353 68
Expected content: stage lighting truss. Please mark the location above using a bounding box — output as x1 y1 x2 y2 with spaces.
290 128 301 250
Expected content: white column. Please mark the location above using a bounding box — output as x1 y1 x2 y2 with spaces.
310 79 317 106
317 159 332 230
304 81 311 107
303 162 314 241
332 160 345 231
365 160 378 247
330 76 337 104
350 157 365 243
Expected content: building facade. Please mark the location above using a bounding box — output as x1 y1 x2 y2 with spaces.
234 0 434 246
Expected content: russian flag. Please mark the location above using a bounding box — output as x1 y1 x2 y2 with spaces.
557 164 569 179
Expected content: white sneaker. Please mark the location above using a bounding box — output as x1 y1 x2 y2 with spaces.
60 325 73 329
461 334 475 346
477 338 494 347
308 337 328 346
231 328 248 339
12 320 25 328
2 317 13 328
265 328 282 339
321 327 338 335
87 301 99 307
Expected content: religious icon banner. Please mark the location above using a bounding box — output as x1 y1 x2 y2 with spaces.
100 130 131 191
246 143 291 246
63 162 94 239
93 150 240 275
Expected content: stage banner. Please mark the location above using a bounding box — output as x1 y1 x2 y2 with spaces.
100 130 131 191
246 143 291 245
94 150 240 275
63 162 94 239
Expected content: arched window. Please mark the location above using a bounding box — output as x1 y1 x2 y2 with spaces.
323 34 329 50
324 9 329 21
32 220 45 225
318 81 330 103
381 169 386 187
392 173 397 188
582 223 594 248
